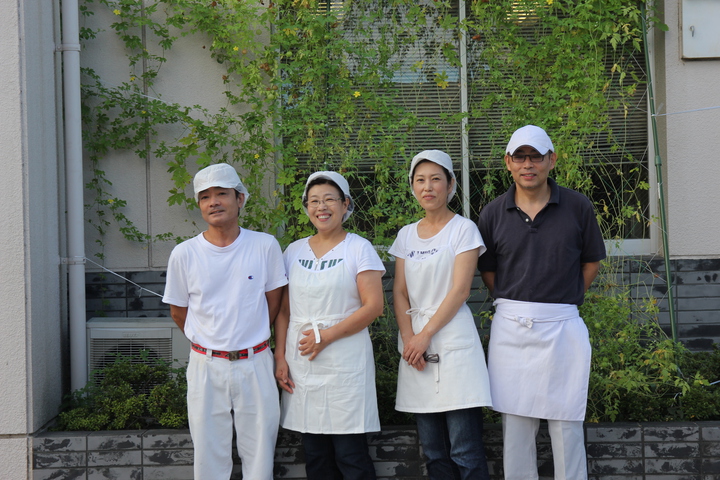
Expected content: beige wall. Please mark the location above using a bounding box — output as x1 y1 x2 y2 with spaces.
0 0 63 476
0 0 29 444
81 2 271 271
660 1 720 258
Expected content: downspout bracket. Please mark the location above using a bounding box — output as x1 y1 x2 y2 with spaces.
56 43 81 52
61 256 86 265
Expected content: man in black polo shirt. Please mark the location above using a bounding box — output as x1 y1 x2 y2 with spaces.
477 125 606 480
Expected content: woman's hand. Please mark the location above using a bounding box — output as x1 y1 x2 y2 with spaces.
299 329 327 361
274 356 295 394
402 331 431 371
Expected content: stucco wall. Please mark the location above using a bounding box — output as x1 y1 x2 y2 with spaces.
0 0 30 441
660 0 720 258
80 1 271 271
23 0 65 432
0 0 63 476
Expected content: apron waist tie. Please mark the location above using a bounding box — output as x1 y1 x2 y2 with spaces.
501 313 579 329
495 298 579 329
406 306 442 391
405 306 438 318
295 320 326 345
291 314 348 359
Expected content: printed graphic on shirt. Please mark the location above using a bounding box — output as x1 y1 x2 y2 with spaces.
406 248 439 261
297 258 344 271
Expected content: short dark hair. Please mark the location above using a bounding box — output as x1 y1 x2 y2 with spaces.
303 178 346 208
411 159 452 183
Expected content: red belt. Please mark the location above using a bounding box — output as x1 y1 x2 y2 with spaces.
191 340 269 361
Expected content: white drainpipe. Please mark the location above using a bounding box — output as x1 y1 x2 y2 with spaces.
459 0 470 218
59 0 88 391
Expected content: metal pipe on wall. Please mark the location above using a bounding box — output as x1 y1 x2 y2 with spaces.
641 4 677 342
459 0 471 218
60 0 88 390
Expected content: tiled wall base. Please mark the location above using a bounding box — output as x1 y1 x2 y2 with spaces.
33 422 720 479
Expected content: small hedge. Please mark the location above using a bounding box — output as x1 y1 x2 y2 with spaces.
56 292 720 430
54 352 188 431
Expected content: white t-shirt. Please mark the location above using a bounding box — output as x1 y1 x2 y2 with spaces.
163 228 288 351
388 214 486 261
284 233 384 319
284 232 385 280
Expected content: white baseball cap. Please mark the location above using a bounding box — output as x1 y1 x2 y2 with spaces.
506 125 555 155
302 171 355 222
409 150 457 202
193 163 250 206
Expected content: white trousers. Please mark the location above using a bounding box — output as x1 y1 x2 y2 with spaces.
501 413 587 480
187 348 280 480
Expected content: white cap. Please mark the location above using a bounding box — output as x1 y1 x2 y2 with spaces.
409 150 457 202
193 163 250 205
302 171 354 222
506 125 554 155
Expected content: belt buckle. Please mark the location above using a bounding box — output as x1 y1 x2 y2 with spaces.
227 350 240 361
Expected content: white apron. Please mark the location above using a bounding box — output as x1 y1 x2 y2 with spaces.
488 298 591 421
280 240 380 434
395 243 492 413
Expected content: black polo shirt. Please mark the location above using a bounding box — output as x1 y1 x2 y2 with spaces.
477 178 606 306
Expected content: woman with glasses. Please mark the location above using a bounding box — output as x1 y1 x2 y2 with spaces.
274 171 384 480
389 151 492 480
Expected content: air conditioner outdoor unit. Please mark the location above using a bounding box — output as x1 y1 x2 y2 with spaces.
87 317 191 382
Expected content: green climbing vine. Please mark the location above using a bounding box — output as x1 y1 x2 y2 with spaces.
80 0 662 251
77 0 720 425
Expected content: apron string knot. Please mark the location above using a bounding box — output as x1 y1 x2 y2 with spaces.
291 314 347 351
501 313 535 328
405 306 439 318
296 320 326 343
406 307 441 390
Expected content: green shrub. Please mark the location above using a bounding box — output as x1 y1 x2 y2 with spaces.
55 352 188 431
581 289 716 423
56 309 720 431
675 346 720 421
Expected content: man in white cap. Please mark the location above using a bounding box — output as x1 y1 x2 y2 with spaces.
477 125 606 479
162 163 287 480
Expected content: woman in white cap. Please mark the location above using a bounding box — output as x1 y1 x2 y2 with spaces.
274 171 385 480
389 151 492 479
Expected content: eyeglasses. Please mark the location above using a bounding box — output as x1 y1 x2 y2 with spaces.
423 352 439 363
511 153 546 163
307 197 342 208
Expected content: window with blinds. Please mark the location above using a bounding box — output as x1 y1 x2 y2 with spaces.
281 0 649 240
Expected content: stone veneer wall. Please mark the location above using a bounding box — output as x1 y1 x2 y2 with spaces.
33 422 720 479
85 257 720 349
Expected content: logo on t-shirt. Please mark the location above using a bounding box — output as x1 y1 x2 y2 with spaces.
298 258 344 271
407 248 438 261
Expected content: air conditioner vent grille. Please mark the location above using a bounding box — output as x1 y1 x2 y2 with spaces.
89 338 173 383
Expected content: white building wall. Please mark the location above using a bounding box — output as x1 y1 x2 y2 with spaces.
0 0 29 440
661 0 720 258
24 0 65 431
0 0 63 476
80 2 270 271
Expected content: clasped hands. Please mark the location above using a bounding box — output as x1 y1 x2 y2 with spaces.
401 330 432 372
